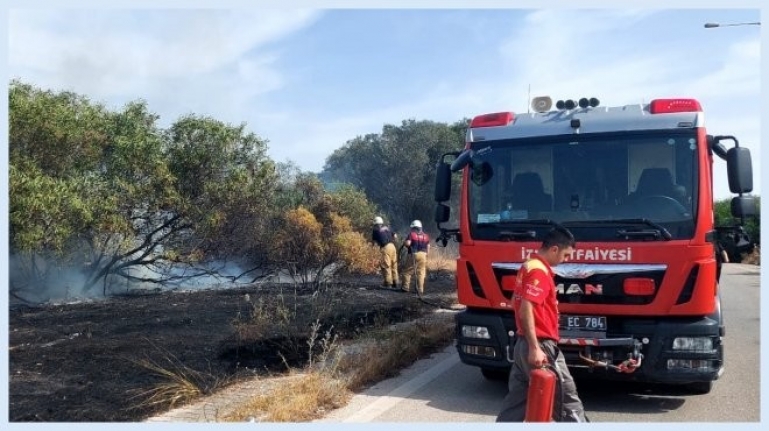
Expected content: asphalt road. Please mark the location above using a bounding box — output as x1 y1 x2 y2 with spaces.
318 263 760 423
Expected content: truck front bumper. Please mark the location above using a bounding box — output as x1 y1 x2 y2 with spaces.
455 308 724 385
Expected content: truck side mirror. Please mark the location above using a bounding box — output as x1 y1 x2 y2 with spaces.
435 162 452 202
707 135 728 160
727 147 753 194
435 203 450 224
451 149 475 172
731 195 757 218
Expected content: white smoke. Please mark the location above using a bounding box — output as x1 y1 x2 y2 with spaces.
8 253 257 305
8 253 92 304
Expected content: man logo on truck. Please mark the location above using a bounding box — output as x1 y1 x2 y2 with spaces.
556 283 603 295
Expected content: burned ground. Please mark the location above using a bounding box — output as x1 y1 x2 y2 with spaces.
8 276 457 422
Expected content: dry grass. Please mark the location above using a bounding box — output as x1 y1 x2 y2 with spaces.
128 358 207 409
222 311 456 422
219 262 458 422
342 313 455 391
229 288 342 361
225 371 350 422
742 246 761 265
427 244 458 274
128 345 228 411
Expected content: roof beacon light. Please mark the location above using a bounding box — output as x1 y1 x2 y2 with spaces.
649 98 702 114
470 112 515 128
556 98 597 110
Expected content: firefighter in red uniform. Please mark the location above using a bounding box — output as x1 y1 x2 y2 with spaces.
401 220 430 295
496 227 588 422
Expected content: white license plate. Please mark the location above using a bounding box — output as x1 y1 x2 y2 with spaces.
560 315 607 331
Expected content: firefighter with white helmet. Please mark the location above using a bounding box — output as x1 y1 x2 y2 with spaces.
371 216 398 288
402 219 430 295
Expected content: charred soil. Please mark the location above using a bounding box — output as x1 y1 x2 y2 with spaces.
9 275 457 422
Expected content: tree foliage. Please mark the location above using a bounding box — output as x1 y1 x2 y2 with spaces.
714 196 760 262
9 81 280 298
714 196 760 243
163 115 278 270
321 119 466 234
9 80 383 301
10 80 182 298
327 184 379 234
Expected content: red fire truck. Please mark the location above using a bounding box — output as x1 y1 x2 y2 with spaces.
434 96 756 393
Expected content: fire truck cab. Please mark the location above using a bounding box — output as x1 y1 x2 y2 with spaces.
434 96 756 394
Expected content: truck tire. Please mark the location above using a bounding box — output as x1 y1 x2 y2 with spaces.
481 368 509 381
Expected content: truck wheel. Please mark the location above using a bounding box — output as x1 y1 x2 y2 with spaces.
686 381 713 394
481 368 509 381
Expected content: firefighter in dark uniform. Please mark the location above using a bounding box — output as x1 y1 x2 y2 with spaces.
371 216 398 288
401 220 430 295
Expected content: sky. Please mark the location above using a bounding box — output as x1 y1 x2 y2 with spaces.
5 7 762 200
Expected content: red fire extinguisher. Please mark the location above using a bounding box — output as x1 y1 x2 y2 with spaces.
524 366 557 422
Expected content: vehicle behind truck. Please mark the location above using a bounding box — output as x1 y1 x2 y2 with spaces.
433 96 756 393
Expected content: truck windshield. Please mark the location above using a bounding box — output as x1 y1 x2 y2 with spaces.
467 130 698 241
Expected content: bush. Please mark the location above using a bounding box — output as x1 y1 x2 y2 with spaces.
273 207 379 286
714 197 760 263
714 197 760 244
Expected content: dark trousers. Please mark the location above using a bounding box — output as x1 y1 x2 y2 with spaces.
496 338 587 422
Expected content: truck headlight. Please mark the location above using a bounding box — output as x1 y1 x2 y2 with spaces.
672 337 713 352
461 325 491 339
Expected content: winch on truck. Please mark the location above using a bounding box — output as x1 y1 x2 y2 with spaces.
433 96 756 394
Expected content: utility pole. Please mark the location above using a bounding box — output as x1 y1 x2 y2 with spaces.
704 21 760 28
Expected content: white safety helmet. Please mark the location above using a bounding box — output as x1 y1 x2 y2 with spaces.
373 216 384 225
410 220 422 229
